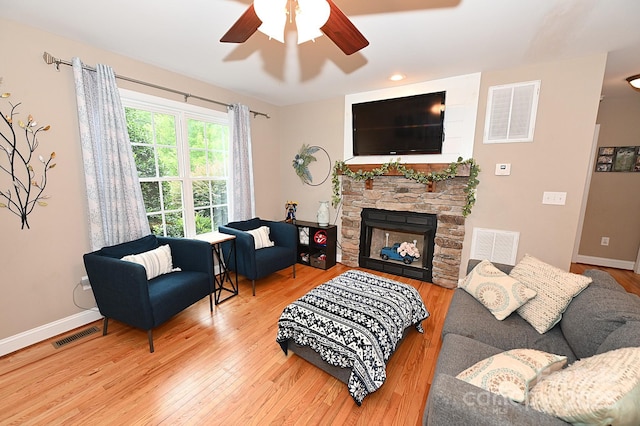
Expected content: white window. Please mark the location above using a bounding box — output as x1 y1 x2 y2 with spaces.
484 80 540 143
121 89 229 237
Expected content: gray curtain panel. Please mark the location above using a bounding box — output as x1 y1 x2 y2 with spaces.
72 58 150 250
229 103 255 221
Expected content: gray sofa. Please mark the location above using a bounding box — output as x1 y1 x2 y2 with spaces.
423 260 640 426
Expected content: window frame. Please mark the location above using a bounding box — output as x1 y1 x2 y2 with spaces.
120 88 230 237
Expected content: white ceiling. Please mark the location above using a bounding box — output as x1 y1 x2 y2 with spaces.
1 0 639 106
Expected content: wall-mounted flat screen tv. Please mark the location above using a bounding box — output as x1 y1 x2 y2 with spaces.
352 91 446 156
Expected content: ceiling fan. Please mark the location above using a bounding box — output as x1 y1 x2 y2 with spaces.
220 0 369 55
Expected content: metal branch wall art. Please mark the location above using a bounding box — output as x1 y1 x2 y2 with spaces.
0 82 57 229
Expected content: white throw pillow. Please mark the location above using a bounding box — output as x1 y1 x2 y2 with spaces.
247 225 274 249
460 260 537 320
510 254 591 334
121 244 176 280
529 347 640 426
456 348 567 403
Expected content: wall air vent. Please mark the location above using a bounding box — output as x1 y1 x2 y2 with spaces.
484 80 540 143
470 228 520 265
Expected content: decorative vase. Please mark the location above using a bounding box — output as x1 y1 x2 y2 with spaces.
317 201 330 226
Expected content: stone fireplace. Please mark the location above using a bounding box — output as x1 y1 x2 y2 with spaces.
339 166 469 289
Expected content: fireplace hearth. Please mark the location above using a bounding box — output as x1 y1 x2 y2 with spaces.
359 208 436 282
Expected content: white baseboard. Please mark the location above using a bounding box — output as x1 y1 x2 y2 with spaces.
574 255 635 271
0 309 103 357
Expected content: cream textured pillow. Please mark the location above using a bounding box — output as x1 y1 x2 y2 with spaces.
529 347 640 426
247 225 274 249
510 254 591 334
456 348 567 403
460 260 537 320
121 244 177 280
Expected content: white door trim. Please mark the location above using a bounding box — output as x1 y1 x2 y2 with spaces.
573 124 599 263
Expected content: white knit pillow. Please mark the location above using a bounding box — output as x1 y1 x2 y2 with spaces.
247 225 274 249
456 348 567 403
460 260 537 320
510 254 591 334
121 244 176 280
529 347 640 425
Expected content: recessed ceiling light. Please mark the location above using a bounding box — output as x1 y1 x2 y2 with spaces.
389 73 405 82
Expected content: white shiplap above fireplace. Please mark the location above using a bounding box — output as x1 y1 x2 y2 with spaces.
343 72 482 165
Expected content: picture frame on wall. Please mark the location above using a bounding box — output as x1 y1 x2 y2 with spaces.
600 147 615 155
597 155 612 165
613 146 637 172
596 162 612 172
595 146 640 172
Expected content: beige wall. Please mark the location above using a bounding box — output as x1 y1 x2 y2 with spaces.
579 96 640 261
278 98 344 226
0 18 281 340
463 54 607 273
277 55 607 278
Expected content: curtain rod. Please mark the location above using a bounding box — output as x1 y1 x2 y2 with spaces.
42 52 270 119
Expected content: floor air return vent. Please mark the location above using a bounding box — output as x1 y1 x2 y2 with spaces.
52 326 100 349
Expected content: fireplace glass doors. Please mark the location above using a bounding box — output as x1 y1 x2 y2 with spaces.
359 208 436 282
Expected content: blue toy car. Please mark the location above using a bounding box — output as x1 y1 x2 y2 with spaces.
380 243 416 264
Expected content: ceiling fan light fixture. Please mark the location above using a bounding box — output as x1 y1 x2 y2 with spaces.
627 74 640 91
295 0 330 44
254 0 288 43
296 25 323 45
220 0 368 55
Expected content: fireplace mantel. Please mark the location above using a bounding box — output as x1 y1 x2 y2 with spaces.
337 163 470 191
336 163 471 177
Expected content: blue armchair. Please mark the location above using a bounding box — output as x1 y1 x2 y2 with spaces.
83 234 214 352
219 218 297 295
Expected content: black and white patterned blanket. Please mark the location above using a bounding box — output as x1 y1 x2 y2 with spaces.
276 270 429 405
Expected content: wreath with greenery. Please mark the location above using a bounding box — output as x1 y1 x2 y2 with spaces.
331 157 480 217
292 144 330 186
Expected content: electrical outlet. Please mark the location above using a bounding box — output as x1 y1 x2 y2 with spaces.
601 237 610 246
81 276 91 290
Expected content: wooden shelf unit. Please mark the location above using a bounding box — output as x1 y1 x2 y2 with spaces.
293 220 337 270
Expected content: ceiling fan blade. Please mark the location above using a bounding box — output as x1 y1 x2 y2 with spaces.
321 0 369 55
220 4 262 43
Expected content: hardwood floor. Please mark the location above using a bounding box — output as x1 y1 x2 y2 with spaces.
569 263 640 296
0 264 454 425
1 263 638 425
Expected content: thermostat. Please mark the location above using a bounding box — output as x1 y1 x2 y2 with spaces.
495 163 511 176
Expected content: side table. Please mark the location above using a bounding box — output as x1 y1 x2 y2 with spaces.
194 231 238 304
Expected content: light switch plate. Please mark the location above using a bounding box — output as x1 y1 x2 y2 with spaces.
495 163 511 175
542 191 567 205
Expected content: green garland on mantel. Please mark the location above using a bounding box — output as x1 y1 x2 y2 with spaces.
331 157 480 217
